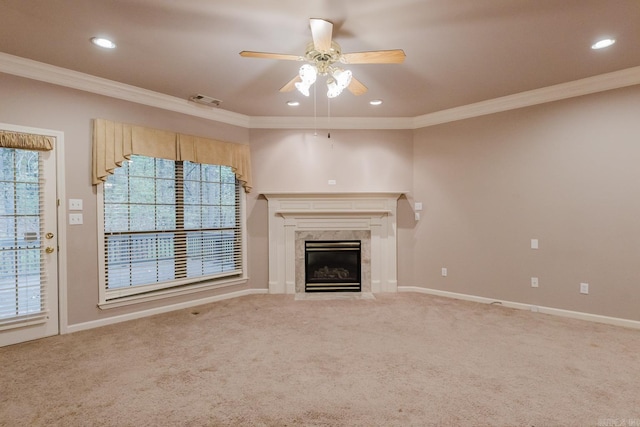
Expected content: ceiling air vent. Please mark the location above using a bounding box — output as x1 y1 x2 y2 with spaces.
189 94 222 107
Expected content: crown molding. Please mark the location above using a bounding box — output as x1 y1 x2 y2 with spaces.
2 52 639 130
0 52 251 128
412 66 640 128
248 115 414 130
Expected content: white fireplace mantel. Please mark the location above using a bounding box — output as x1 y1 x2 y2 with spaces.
262 192 404 294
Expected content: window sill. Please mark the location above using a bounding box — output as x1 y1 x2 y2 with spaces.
98 276 249 309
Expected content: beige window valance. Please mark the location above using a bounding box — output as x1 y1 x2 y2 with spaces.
92 118 252 192
0 130 54 151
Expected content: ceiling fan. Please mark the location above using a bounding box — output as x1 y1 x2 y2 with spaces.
239 18 406 98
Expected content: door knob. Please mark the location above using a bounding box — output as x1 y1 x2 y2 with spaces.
46 232 54 239
45 247 55 254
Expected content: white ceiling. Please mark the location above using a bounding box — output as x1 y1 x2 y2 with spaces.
1 0 639 119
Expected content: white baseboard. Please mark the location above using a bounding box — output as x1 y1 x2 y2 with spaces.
66 286 639 334
65 288 269 334
398 286 640 330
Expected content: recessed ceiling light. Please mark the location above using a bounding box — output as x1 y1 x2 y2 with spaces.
91 37 116 49
591 38 615 50
287 101 300 107
369 99 383 106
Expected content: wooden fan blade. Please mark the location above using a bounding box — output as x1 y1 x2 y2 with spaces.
280 75 301 92
239 51 303 61
310 18 333 52
341 49 406 64
347 76 367 96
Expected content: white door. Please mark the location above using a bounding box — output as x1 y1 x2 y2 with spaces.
0 127 59 347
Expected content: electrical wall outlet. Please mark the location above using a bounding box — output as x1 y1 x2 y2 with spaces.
328 179 336 185
414 202 423 211
441 267 448 277
580 282 589 294
531 277 539 288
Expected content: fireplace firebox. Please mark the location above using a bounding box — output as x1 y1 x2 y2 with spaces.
304 240 361 292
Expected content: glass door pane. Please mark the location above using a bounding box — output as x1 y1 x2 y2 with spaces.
0 130 58 346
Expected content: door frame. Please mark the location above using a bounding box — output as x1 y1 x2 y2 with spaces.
0 122 68 338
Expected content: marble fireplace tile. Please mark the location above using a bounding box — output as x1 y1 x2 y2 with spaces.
295 230 371 293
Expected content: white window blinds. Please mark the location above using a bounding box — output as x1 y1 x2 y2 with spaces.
101 155 243 301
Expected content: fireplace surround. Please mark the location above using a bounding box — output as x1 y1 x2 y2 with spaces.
262 192 403 294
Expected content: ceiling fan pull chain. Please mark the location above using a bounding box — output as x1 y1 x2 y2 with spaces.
314 82 318 136
327 97 331 138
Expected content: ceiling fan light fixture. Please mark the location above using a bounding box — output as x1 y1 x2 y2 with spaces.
332 68 352 90
295 64 318 96
327 78 343 98
295 81 312 96
298 64 317 84
240 18 405 100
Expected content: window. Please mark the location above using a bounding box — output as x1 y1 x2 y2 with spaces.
98 155 246 305
0 148 46 325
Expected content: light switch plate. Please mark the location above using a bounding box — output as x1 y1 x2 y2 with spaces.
69 213 83 225
415 202 423 211
531 239 539 249
69 199 83 211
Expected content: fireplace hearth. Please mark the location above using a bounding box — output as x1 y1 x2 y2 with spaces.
304 240 361 292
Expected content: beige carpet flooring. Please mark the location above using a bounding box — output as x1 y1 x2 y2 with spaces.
1 292 638 426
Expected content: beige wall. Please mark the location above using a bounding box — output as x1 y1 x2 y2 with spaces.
246 128 415 289
412 85 640 321
249 129 413 193
2 70 639 328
